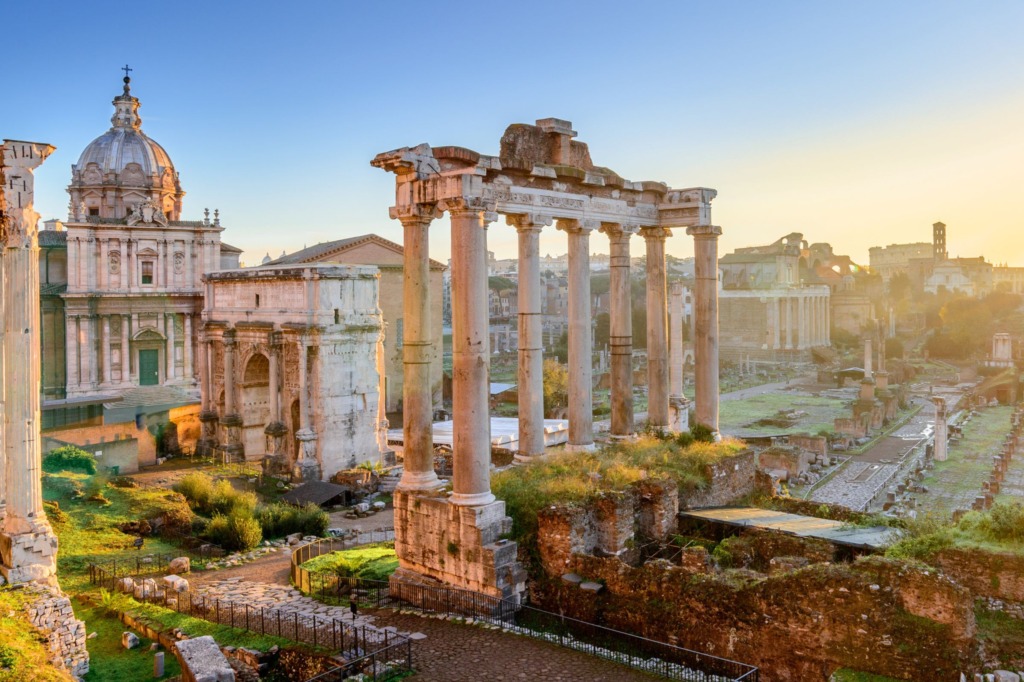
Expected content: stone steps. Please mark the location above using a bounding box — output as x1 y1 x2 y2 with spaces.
379 475 402 493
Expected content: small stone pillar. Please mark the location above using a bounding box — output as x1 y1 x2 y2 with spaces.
642 227 671 430
1 139 59 583
687 225 722 438
559 218 596 453
509 213 551 462
601 223 637 440
933 396 948 462
218 328 243 463
668 280 690 433
395 204 444 487
293 339 320 482
446 197 496 505
863 336 873 378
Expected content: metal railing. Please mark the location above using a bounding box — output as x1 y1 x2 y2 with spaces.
305 638 412 682
89 560 410 671
291 538 758 681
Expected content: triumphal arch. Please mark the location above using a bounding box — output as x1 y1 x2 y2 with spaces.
373 118 721 600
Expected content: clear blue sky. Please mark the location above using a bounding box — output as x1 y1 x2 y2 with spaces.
8 0 1024 267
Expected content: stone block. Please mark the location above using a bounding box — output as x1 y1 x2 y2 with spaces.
994 671 1021 682
169 557 191 574
175 635 236 682
122 632 140 649
580 581 604 593
162 575 190 592
561 573 582 585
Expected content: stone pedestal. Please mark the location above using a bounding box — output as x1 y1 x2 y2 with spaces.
391 490 526 604
292 429 321 482
261 421 289 476
197 410 219 457
217 414 243 463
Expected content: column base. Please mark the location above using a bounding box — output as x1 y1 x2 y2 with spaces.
608 433 638 443
449 491 497 507
564 442 596 454
396 469 444 492
0 522 58 585
669 395 691 434
292 429 320 482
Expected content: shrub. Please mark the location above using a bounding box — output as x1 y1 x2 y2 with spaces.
254 502 329 539
205 511 262 551
712 544 734 568
42 446 96 474
175 472 214 511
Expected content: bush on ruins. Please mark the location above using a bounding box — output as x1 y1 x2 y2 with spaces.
42 446 97 475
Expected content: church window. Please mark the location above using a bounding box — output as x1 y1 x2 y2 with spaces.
88 207 99 216
141 261 154 284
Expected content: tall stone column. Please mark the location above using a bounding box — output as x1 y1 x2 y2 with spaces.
120 314 129 383
642 227 671 430
99 238 108 290
0 139 58 583
797 295 806 350
559 218 596 452
784 298 793 349
85 315 97 388
773 297 781 349
508 213 551 461
394 205 442 489
669 281 690 433
933 397 948 462
293 339 320 482
102 316 112 385
864 336 873 378
65 314 79 392
263 331 288 472
687 225 722 438
601 223 637 440
447 197 496 505
218 329 242 463
825 296 831 345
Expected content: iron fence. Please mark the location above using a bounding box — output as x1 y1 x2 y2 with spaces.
291 538 758 681
89 561 410 667
304 638 412 682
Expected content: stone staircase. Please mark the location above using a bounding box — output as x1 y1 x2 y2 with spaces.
379 472 403 493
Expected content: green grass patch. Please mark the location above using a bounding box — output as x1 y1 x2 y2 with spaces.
830 669 906 682
300 542 398 581
73 598 181 682
885 501 1024 560
719 392 848 438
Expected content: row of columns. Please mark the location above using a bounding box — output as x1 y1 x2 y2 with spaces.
65 311 196 390
771 292 830 350
394 196 722 507
66 234 218 293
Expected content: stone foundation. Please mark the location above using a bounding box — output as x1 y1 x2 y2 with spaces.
391 491 526 602
0 522 59 583
21 582 90 678
681 450 757 509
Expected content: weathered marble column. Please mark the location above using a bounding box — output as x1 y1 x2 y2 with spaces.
669 281 690 433
0 139 58 583
602 223 637 439
933 397 948 462
394 205 442 489
198 335 218 456
642 227 671 430
559 218 596 452
687 225 722 438
863 336 873 378
447 197 496 505
102 316 112 384
508 213 551 461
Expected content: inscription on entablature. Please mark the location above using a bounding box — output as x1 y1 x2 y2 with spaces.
488 188 536 205
539 195 585 210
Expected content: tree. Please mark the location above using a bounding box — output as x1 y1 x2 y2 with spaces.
488 276 515 291
888 272 912 302
594 312 610 350
551 331 569 363
590 275 610 297
542 359 569 416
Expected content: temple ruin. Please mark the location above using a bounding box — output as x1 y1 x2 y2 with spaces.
372 118 720 599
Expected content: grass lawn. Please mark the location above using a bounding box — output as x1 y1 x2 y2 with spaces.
300 542 398 582
919 405 1013 514
830 669 905 682
75 599 182 682
719 392 847 438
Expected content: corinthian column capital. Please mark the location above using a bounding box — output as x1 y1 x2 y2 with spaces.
640 226 673 242
685 224 723 239
556 218 598 235
2 140 56 249
440 196 496 221
599 222 640 243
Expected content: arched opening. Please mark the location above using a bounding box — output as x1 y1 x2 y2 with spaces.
241 354 270 460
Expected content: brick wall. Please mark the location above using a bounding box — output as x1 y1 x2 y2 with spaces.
681 450 757 510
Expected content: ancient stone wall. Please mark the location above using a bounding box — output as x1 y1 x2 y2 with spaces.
933 548 1024 603
789 434 827 458
681 450 757 509
21 583 89 678
534 555 976 682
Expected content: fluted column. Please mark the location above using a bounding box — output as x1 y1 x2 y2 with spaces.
166 313 176 382
184 314 193 382
120 314 130 383
601 223 637 439
642 226 671 430
447 197 496 506
102 316 113 385
65 314 79 392
773 297 781 349
559 218 597 452
687 225 722 437
223 329 237 416
394 204 442 490
85 316 97 387
508 213 551 461
1 139 58 583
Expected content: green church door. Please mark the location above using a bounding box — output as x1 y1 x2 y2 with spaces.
139 349 159 386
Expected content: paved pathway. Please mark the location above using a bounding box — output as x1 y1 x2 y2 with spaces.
365 610 660 682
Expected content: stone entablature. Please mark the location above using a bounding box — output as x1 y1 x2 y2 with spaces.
201 264 388 480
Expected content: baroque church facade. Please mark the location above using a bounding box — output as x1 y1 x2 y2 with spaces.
44 75 240 400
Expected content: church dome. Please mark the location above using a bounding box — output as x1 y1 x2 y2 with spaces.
68 73 185 221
